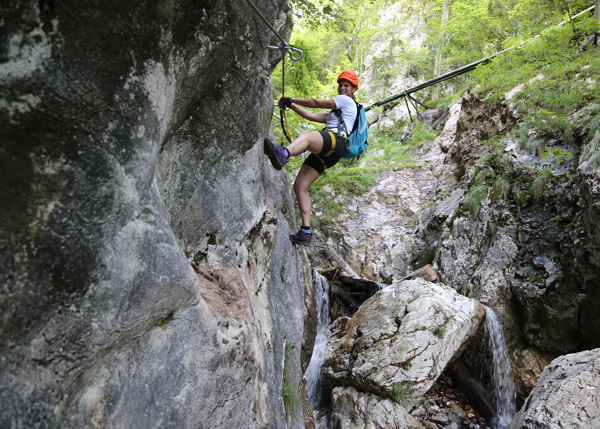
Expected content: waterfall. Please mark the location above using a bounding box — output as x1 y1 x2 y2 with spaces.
306 270 331 410
484 306 516 429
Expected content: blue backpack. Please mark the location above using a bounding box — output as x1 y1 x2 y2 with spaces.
335 101 369 159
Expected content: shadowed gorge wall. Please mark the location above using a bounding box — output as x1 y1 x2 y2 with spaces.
0 1 310 427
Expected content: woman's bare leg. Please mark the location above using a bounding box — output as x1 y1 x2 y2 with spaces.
287 131 324 157
293 164 320 227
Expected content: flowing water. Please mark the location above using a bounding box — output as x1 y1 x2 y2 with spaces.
484 306 516 429
306 270 331 411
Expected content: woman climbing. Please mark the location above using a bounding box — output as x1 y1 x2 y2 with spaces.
264 70 359 246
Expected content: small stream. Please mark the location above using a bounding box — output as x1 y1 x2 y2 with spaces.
484 306 516 429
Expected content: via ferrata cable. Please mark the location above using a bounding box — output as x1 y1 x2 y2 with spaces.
243 0 301 143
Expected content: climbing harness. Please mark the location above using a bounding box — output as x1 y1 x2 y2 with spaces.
243 0 303 144
315 131 341 175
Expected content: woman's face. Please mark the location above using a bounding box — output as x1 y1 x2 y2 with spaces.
338 79 356 97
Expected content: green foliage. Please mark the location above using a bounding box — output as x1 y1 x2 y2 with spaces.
473 13 599 144
541 147 574 163
273 0 598 229
532 139 547 158
366 121 436 168
290 0 336 27
588 114 600 141
531 166 553 202
492 176 511 201
282 380 300 416
464 185 489 215
426 91 463 109
305 164 377 222
516 189 529 208
370 36 431 89
431 326 447 338
392 382 413 405
582 113 600 166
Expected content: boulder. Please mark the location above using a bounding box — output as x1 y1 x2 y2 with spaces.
322 278 485 410
508 348 600 428
330 386 424 429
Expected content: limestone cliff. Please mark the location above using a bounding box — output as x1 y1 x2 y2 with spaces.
0 1 311 428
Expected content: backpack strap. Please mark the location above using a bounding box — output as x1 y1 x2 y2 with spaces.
332 109 347 138
333 102 360 137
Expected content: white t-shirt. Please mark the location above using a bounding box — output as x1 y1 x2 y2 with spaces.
325 95 357 136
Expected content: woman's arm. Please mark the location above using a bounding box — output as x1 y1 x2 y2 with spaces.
284 97 337 124
292 98 337 110
289 104 328 123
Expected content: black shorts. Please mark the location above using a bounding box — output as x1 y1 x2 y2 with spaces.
303 130 347 175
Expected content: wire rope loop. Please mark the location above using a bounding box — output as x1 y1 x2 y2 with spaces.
288 46 303 61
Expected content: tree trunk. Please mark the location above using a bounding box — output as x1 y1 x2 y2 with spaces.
595 0 599 21
432 0 451 101
345 36 354 62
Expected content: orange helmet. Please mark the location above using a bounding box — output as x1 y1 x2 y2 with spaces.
337 70 359 88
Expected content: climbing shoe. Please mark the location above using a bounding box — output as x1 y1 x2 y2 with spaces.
264 137 288 171
289 229 312 246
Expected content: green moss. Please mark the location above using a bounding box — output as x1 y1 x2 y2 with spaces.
282 342 300 418
282 380 300 416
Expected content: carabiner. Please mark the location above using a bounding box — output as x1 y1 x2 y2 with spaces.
268 43 303 62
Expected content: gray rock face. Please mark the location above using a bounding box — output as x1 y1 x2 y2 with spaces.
508 348 600 429
330 386 424 429
322 278 485 410
430 97 600 359
576 127 600 342
1 1 308 428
